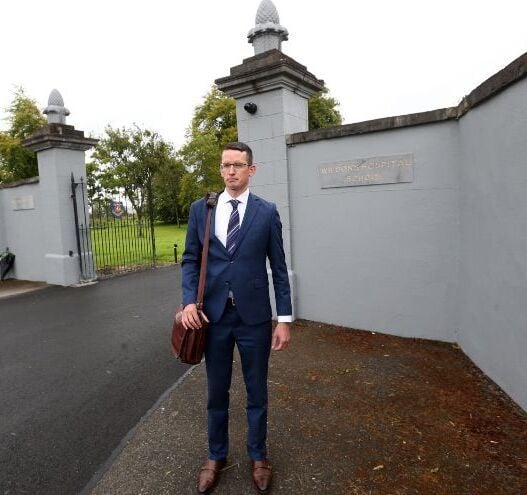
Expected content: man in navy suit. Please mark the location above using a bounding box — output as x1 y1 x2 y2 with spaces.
181 141 292 494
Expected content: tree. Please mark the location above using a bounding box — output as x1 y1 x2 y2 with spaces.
177 85 342 207
91 125 174 235
177 87 237 212
308 88 342 130
0 87 46 183
153 156 186 225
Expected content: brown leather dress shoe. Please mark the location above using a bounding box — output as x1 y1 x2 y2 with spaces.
252 460 272 493
196 459 226 494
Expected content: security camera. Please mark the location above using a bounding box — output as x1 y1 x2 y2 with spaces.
244 102 258 114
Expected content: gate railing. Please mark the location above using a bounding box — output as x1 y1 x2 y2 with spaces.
71 173 96 281
71 174 156 280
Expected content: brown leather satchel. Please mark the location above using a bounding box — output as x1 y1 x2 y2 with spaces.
171 193 218 365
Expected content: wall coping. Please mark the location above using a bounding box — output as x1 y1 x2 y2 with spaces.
287 51 527 145
216 49 325 99
22 123 98 152
0 176 39 189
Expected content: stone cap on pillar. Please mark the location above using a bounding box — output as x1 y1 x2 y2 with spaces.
22 89 98 152
215 49 325 99
43 89 70 124
248 0 289 55
22 123 99 152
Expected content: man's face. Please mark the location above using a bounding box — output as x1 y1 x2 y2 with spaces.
220 149 255 195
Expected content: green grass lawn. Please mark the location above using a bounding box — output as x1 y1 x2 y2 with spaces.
89 222 187 270
154 223 187 263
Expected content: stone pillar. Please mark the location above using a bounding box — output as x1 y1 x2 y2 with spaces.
23 89 98 286
216 0 324 317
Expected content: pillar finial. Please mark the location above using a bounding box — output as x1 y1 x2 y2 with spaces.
43 89 70 124
248 0 288 55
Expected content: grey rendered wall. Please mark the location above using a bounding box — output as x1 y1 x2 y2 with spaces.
36 147 90 285
236 87 309 268
0 200 6 254
458 77 527 410
288 122 461 341
0 183 46 281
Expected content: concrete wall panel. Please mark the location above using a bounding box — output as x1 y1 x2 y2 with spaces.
288 122 461 341
458 77 527 410
0 183 45 281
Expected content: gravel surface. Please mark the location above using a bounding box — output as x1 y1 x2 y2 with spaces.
90 320 527 495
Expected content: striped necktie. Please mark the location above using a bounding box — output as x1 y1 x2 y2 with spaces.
226 199 241 255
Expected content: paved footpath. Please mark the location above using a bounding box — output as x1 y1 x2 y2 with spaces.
0 266 188 495
89 320 527 495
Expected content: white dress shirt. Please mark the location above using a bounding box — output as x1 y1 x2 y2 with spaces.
215 188 292 323
215 188 250 248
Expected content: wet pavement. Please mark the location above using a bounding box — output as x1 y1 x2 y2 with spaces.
0 266 188 495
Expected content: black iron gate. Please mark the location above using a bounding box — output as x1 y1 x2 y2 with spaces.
71 174 156 280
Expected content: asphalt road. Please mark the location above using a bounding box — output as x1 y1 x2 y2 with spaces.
0 266 188 495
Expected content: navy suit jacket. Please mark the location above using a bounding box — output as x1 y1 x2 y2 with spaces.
181 192 292 325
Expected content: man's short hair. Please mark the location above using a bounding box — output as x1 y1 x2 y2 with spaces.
223 141 253 165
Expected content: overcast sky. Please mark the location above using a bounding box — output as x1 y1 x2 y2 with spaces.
1 0 526 148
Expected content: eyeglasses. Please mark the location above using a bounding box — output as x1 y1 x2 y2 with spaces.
220 162 249 170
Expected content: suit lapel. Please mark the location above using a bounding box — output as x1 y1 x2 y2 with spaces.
232 192 260 256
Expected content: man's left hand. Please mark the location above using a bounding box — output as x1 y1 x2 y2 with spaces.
272 323 290 351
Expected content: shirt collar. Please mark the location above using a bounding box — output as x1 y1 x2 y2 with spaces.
222 188 250 204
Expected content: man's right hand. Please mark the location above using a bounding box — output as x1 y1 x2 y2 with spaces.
182 303 209 330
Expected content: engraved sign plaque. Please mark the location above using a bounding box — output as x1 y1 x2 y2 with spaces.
318 153 414 188
12 195 35 210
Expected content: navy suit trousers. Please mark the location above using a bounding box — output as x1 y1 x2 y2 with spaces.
205 302 272 461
